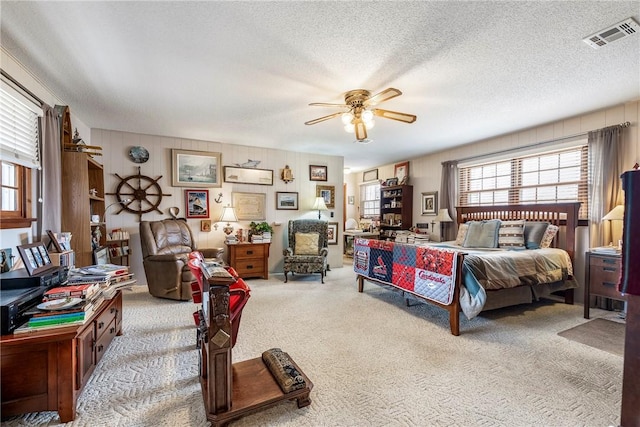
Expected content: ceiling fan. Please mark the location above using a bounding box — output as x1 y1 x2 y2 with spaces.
304 88 417 141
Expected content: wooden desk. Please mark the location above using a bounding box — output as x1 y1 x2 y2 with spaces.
0 292 122 422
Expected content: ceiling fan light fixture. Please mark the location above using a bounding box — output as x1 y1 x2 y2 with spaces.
341 112 354 125
361 109 374 123
344 123 355 133
353 138 373 144
365 120 375 130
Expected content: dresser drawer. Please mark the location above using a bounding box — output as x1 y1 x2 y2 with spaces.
235 259 265 275
234 244 266 259
95 303 118 339
95 318 117 365
589 255 623 300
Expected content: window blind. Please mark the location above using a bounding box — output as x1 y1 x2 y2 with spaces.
458 144 589 219
0 80 41 168
359 181 380 219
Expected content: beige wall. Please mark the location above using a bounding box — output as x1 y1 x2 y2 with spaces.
346 99 640 302
92 129 344 284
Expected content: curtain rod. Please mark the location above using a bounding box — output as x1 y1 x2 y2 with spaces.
0 68 44 107
448 121 631 165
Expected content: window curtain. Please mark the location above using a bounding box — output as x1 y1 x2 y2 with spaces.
37 103 61 240
588 125 623 248
440 160 458 241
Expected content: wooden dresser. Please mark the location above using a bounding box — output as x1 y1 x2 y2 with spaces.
584 251 623 319
0 291 123 422
226 243 270 279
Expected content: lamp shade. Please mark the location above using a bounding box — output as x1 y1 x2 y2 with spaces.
602 205 624 221
219 206 238 222
434 208 453 222
312 197 328 211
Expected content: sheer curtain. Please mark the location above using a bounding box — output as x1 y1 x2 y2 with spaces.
440 160 458 241
37 103 61 240
588 125 623 248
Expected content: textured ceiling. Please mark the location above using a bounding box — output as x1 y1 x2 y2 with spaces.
1 1 639 171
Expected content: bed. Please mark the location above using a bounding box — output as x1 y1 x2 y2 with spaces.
355 203 581 335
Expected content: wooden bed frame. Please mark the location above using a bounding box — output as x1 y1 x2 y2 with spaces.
357 202 581 336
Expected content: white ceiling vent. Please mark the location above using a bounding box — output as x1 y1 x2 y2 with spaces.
583 18 639 49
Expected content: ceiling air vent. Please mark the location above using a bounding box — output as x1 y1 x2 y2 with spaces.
583 18 639 49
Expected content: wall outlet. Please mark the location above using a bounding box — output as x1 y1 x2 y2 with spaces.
330 211 334 218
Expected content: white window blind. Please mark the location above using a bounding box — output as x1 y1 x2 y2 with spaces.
458 144 589 218
359 181 380 219
0 81 41 168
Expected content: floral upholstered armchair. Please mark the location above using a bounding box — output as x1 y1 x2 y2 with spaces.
283 219 329 283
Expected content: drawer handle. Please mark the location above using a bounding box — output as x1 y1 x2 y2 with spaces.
602 267 617 273
246 250 253 255
603 281 617 288
110 307 116 314
110 327 115 334
97 344 104 352
603 258 617 264
98 321 105 329
246 265 253 269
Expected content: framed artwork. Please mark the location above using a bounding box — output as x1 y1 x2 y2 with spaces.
17 242 52 276
223 166 274 185
363 169 378 182
232 192 266 220
421 191 438 215
45 229 63 252
201 220 212 232
348 196 355 205
394 161 409 184
309 165 328 181
316 185 335 208
276 192 299 210
385 177 399 186
93 247 110 265
327 222 338 245
186 189 209 218
0 247 13 273
172 149 222 187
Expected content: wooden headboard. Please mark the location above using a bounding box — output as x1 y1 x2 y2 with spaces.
456 203 581 262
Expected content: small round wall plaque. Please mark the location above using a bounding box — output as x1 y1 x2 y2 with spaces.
129 146 149 163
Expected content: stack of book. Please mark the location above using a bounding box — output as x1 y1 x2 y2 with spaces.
77 264 136 299
15 283 104 333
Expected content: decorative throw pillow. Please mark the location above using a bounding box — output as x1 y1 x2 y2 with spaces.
523 221 549 249
455 223 469 246
539 224 559 248
498 220 525 249
294 232 319 255
462 220 501 248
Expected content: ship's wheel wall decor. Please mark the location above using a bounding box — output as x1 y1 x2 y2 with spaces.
106 167 172 221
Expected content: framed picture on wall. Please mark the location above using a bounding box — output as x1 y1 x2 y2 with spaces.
363 169 378 182
172 149 222 188
421 191 438 215
316 185 335 208
232 192 266 220
309 165 328 181
394 161 409 184
327 222 338 245
186 189 209 218
223 166 274 185
276 192 299 210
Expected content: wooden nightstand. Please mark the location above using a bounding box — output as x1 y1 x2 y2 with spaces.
584 251 624 319
226 242 270 279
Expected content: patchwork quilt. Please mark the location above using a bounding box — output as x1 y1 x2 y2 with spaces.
354 239 576 319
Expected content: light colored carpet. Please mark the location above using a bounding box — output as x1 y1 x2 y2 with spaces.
2 266 623 427
558 317 625 356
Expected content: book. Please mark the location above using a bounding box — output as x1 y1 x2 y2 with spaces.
43 283 100 301
13 319 85 334
591 246 620 254
78 263 129 278
28 312 86 326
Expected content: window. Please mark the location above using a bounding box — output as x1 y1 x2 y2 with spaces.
0 78 40 229
359 181 380 219
458 144 588 218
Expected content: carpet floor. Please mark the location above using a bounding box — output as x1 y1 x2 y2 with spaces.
558 317 625 356
1 266 624 427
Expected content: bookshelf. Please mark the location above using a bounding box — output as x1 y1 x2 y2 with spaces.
107 239 130 266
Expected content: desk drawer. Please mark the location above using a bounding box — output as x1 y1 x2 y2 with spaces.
234 244 266 259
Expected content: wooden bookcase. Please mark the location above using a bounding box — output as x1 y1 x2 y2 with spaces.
379 184 413 240
107 239 130 266
57 105 105 267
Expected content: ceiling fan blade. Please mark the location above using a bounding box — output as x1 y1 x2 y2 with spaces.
304 112 343 125
365 88 402 106
309 102 349 108
373 108 417 123
354 121 368 140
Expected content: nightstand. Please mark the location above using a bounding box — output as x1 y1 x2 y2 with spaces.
226 242 270 279
584 251 624 319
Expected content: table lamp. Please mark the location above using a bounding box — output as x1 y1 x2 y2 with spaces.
219 205 238 235
602 204 624 248
433 208 453 242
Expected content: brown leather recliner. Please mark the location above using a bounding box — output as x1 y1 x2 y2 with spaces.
140 219 224 300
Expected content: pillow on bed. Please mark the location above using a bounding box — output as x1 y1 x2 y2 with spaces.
462 220 501 248
523 221 549 249
497 220 525 249
455 223 469 246
539 224 559 248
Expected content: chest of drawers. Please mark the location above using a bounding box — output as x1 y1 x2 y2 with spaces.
584 251 623 318
227 243 270 279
